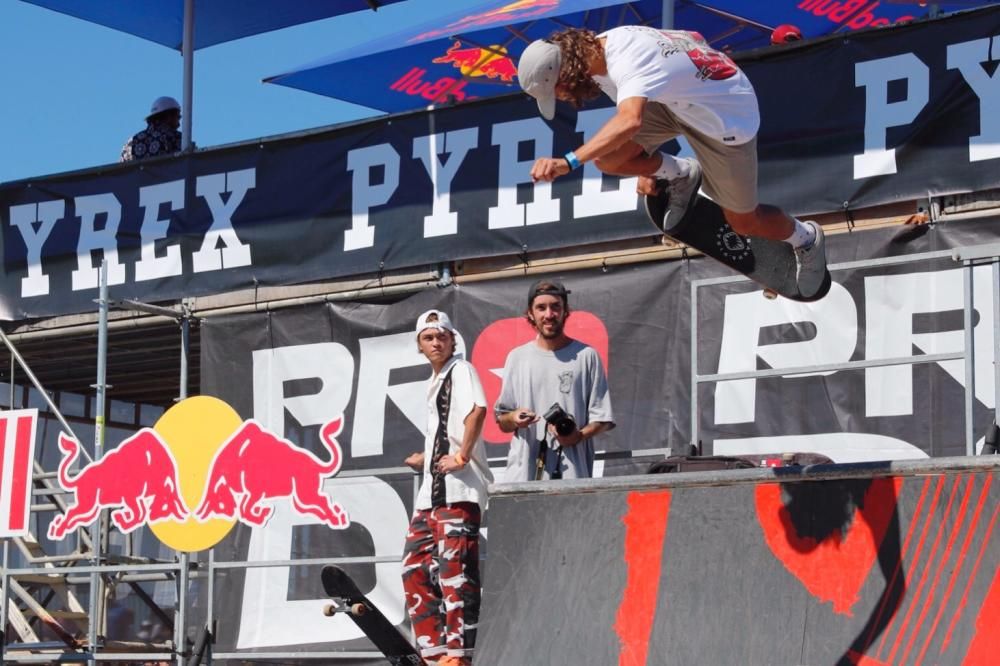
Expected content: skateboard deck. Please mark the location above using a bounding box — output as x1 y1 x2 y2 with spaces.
321 565 426 665
644 189 831 301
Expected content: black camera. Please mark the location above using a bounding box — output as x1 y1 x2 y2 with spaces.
543 403 577 437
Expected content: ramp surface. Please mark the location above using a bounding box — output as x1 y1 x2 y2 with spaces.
477 458 1000 665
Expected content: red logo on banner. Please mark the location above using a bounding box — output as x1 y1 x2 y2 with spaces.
0 409 38 537
47 397 349 552
470 311 610 444
433 41 518 82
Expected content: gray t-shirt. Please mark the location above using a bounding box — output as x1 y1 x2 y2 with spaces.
495 339 614 481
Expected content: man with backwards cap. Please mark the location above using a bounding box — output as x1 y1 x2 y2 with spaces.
120 96 183 162
402 309 492 666
494 279 614 481
516 26 828 298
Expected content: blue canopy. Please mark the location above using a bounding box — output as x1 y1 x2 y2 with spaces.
267 0 676 113
19 0 409 50
265 0 993 112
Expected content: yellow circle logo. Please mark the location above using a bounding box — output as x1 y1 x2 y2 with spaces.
150 396 241 552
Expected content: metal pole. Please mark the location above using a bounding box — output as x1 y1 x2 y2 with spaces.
662 0 674 29
206 548 215 666
690 279 699 454
180 317 190 401
88 260 109 664
2 543 9 662
4 356 15 663
994 262 1000 434
177 315 190 665
176 557 189 665
181 0 194 152
963 262 976 456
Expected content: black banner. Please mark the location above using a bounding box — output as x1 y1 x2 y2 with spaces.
746 4 1000 214
201 218 1000 473
198 216 1000 656
2 6 998 320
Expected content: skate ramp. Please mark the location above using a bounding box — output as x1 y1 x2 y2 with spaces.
477 457 1000 665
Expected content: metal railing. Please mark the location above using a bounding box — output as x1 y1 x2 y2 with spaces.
690 244 1000 456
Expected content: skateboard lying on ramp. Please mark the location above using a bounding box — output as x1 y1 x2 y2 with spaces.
321 565 426 665
644 187 832 301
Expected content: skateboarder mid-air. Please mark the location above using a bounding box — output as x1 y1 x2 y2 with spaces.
517 26 829 298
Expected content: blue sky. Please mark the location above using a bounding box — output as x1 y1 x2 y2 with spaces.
0 0 483 184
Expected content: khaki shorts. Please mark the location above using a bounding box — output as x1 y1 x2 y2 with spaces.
633 103 759 213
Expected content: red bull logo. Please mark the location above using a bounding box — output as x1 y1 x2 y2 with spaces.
389 41 518 105
432 41 518 82
797 0 914 31
47 396 349 552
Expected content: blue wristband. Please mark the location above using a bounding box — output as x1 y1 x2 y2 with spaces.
564 151 582 170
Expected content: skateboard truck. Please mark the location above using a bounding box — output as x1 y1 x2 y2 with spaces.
323 599 368 617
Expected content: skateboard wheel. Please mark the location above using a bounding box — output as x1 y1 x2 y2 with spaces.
763 289 778 300
350 603 367 616
322 604 337 617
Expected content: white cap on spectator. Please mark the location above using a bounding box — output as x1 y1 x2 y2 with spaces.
415 309 456 335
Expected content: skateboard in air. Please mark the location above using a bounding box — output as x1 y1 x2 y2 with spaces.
321 564 427 665
644 187 832 302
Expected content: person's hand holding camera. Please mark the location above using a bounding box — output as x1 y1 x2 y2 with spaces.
548 421 584 448
543 403 583 447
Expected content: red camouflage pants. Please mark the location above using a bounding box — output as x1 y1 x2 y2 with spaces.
401 502 481 661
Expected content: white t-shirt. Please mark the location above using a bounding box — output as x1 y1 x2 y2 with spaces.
414 356 493 512
595 25 760 145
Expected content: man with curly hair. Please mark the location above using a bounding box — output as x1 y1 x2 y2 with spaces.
517 27 827 297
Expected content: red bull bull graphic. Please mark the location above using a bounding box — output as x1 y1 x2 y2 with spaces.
432 41 518 82
48 429 188 539
47 396 349 552
193 418 348 529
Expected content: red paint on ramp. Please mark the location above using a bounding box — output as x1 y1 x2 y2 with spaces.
615 490 671 666
960 503 1000 665
755 477 902 616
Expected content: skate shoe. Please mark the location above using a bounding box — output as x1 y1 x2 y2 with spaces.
794 220 827 297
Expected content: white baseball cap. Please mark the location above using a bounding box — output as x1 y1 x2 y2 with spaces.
415 309 456 335
146 96 180 121
517 40 562 120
